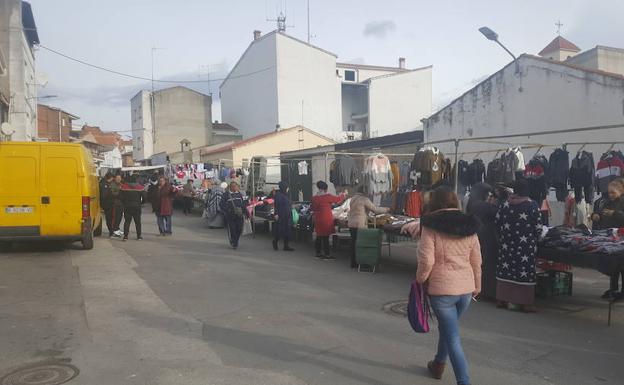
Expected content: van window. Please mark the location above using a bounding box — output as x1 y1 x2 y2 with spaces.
45 158 79 194
0 157 36 194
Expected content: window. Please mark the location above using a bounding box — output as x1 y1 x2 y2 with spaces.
62 118 66 126
347 133 355 141
344 70 356 82
347 123 356 131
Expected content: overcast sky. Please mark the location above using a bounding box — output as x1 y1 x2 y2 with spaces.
30 0 624 136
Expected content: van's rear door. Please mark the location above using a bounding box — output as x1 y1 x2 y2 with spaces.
40 146 82 237
0 144 41 237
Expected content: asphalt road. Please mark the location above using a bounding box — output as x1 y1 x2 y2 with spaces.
1 206 623 385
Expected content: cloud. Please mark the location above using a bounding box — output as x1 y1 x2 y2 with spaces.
363 20 397 38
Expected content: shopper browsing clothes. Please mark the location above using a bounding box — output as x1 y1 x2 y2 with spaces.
311 181 347 260
273 181 295 251
221 181 247 249
416 186 482 385
592 179 624 301
110 174 125 237
120 175 147 241
495 178 542 312
99 173 115 237
182 179 196 215
466 182 499 300
347 186 389 268
154 177 176 236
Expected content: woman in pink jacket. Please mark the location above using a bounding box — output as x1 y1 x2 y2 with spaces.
417 186 482 385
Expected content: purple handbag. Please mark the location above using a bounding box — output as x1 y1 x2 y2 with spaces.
407 281 431 333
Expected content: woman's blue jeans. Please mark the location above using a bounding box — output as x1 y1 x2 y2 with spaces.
429 294 472 385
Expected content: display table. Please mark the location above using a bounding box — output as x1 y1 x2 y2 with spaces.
538 245 624 326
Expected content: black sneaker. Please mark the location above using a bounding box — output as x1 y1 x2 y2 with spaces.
272 240 278 251
322 255 336 261
315 254 324 259
602 289 616 299
137 236 143 240
122 237 128 242
613 292 624 302
283 247 295 252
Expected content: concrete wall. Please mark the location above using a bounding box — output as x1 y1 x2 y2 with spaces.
541 49 578 62
368 67 432 137
424 55 624 165
336 65 399 83
0 0 36 141
567 47 624 76
131 91 152 161
153 86 212 155
275 33 342 141
220 34 278 139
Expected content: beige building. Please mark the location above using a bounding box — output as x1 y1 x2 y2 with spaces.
199 126 334 166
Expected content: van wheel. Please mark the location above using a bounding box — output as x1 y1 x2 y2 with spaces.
82 231 94 250
94 218 103 237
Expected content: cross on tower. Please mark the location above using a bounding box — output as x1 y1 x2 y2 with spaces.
555 20 563 35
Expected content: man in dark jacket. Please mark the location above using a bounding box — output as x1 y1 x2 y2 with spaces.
272 181 294 251
120 175 147 241
100 173 115 237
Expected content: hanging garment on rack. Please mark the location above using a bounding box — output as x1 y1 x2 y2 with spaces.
364 154 392 194
405 190 423 218
410 147 445 186
398 161 411 188
298 161 309 175
467 159 486 186
547 148 570 202
331 156 359 186
569 150 595 204
596 150 624 194
390 162 400 192
501 148 523 182
486 158 505 184
524 155 549 204
457 160 471 187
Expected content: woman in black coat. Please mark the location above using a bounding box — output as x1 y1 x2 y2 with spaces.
466 182 498 300
273 181 294 251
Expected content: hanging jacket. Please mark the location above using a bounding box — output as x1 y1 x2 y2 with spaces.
468 159 486 186
547 148 569 202
524 156 549 204
486 158 504 184
411 148 445 186
569 151 595 203
596 152 624 195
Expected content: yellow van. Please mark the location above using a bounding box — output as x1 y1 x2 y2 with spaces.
0 142 102 249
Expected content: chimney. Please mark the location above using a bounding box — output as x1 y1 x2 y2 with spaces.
398 57 406 69
253 30 262 40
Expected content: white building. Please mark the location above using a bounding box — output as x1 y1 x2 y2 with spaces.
220 30 432 142
423 49 624 162
131 86 213 161
0 0 38 141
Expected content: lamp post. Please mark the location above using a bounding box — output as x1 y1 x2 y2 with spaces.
478 26 520 73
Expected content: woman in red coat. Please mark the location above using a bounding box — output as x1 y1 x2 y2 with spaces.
155 177 176 236
311 181 347 260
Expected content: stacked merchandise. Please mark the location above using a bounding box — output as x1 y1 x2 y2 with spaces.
363 153 393 194
541 226 624 255
569 151 595 204
410 146 446 187
596 150 624 195
524 154 549 204
329 156 359 187
547 147 569 202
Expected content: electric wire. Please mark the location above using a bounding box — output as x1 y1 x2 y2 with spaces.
37 44 274 84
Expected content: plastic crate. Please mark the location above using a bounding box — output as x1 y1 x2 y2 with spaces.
536 258 572 272
536 271 573 298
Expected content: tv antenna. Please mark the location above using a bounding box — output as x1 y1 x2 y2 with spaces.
266 0 294 33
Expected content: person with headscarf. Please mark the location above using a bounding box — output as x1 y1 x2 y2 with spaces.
495 178 542 312
311 181 347 260
347 185 389 268
273 181 294 251
466 182 499 299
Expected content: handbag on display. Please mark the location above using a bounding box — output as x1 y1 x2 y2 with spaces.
407 281 431 333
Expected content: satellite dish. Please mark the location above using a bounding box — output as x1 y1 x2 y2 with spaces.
1 122 14 135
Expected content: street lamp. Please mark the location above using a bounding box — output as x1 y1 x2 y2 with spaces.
479 26 520 73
